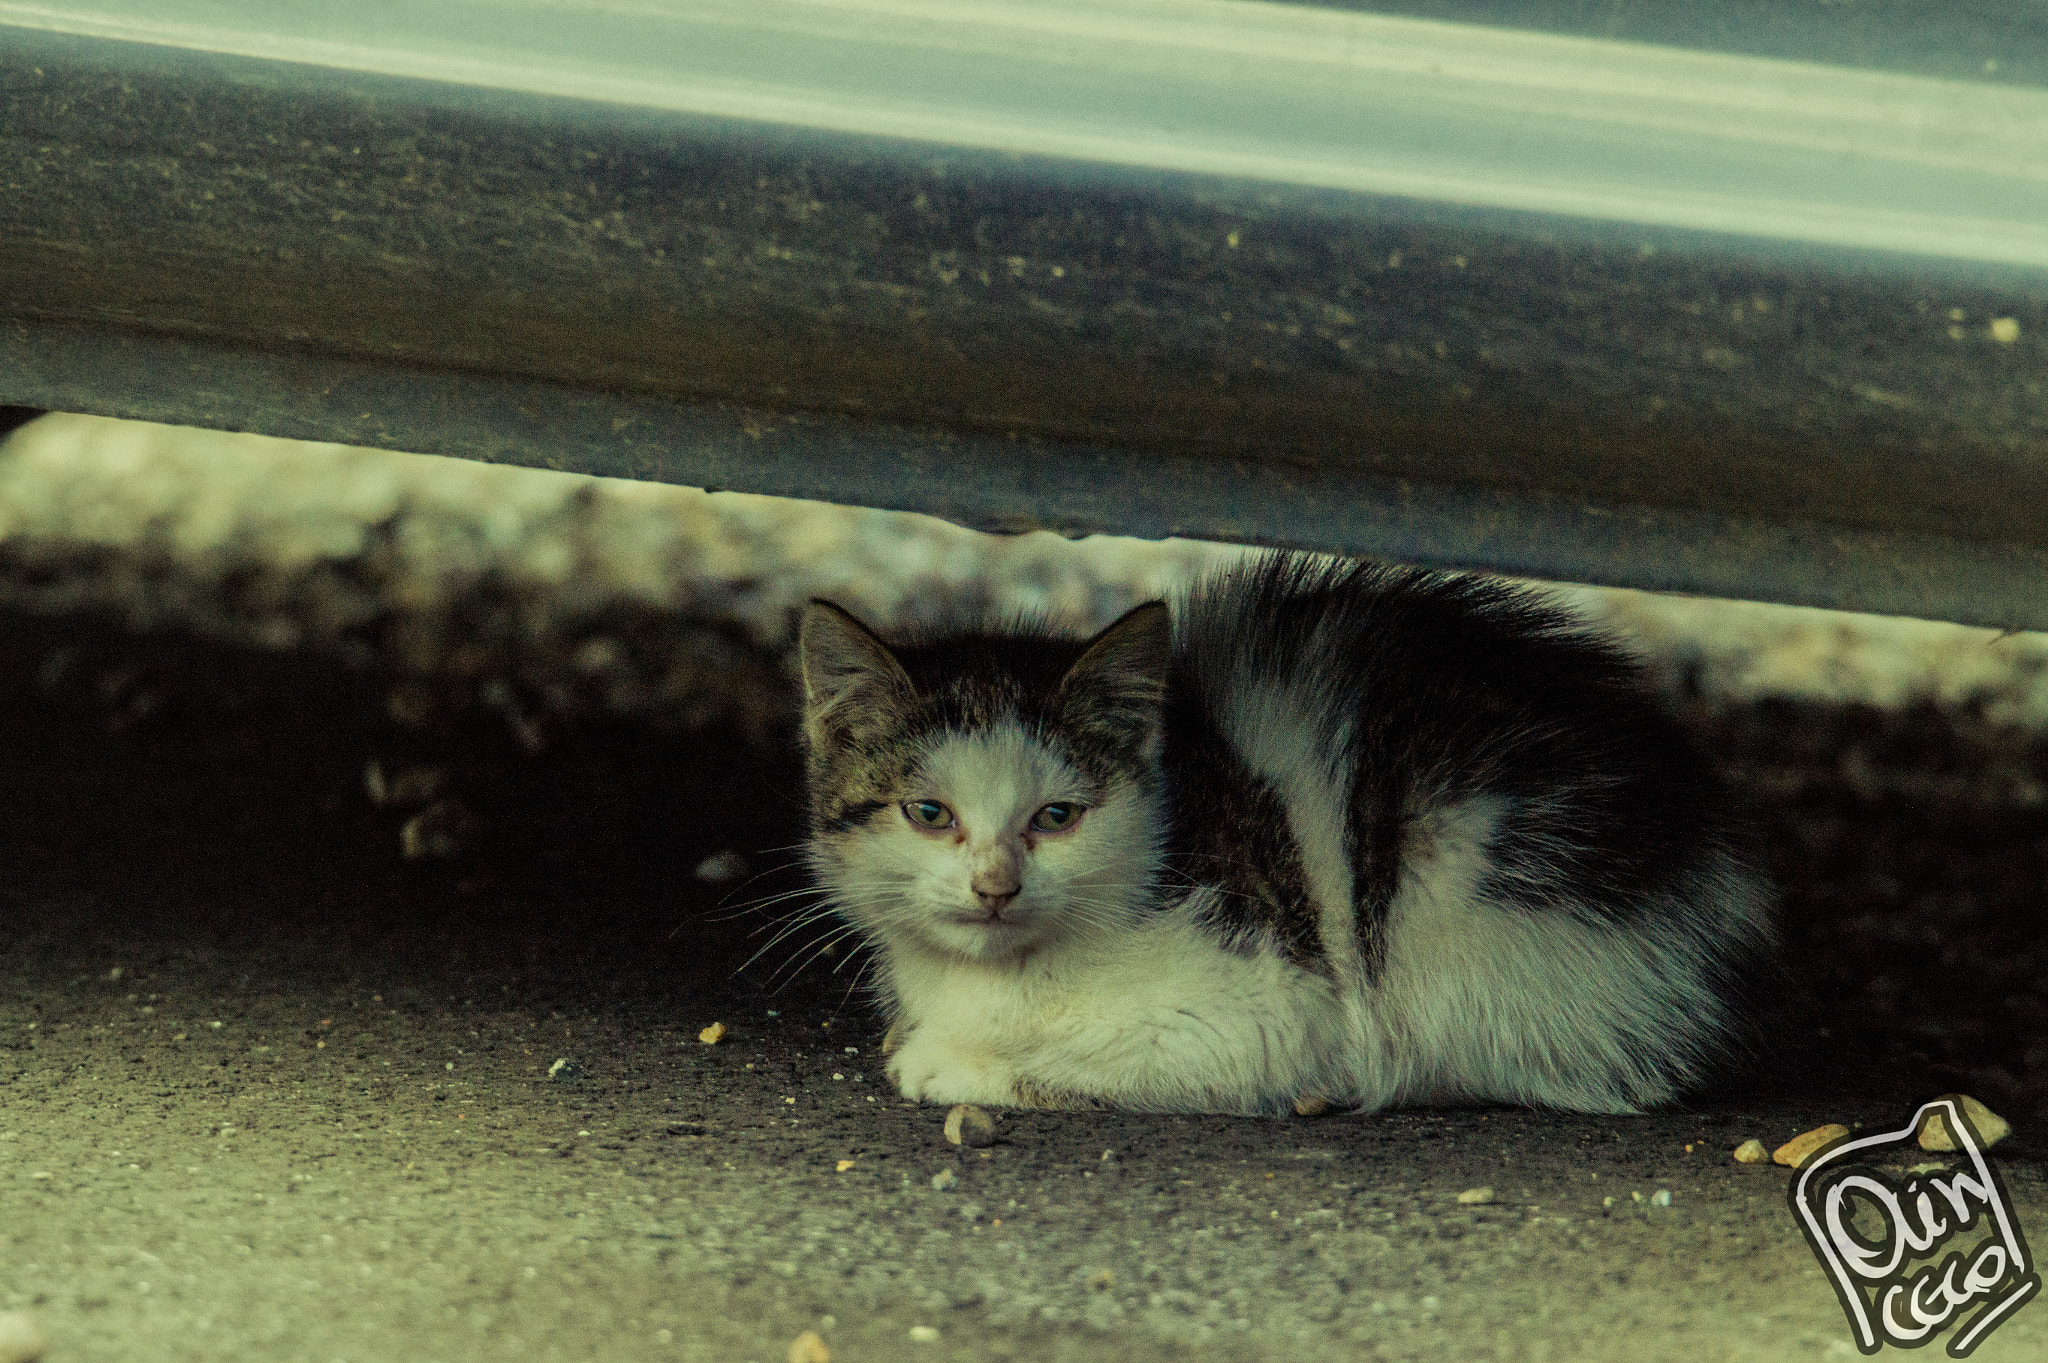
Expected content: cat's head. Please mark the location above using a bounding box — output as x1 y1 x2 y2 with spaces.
795 599 1171 963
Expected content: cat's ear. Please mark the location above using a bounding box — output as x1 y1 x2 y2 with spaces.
798 600 914 743
1063 601 1173 699
1058 601 1172 752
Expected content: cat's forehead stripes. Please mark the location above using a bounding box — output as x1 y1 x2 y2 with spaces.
807 701 1108 838
846 681 1141 792
800 603 1166 802
915 722 1095 818
805 719 922 834
888 632 1156 788
823 798 891 833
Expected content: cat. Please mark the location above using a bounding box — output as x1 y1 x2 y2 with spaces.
794 553 1774 1117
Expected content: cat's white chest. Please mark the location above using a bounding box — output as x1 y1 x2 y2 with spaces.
880 910 1341 1114
885 1011 1034 1107
880 951 1078 1106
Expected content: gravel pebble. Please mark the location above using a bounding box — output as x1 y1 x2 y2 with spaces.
1917 1095 2011 1151
0 1312 45 1363
1454 1187 1494 1204
907 1326 941 1344
1731 1138 1769 1164
364 760 446 808
693 850 748 883
930 1168 959 1192
1773 1124 1851 1168
944 1103 998 1147
399 797 478 860
698 1021 727 1045
785 1329 830 1363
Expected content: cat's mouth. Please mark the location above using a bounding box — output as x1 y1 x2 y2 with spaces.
945 901 1043 937
936 906 1039 958
949 909 1017 927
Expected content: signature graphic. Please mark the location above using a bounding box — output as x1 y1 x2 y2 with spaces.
1791 1097 2039 1356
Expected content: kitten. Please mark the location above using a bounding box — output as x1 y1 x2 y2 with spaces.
795 554 1774 1116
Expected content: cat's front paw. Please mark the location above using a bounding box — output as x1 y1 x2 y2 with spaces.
886 1031 1020 1108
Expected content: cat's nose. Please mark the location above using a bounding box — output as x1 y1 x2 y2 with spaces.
972 880 1020 913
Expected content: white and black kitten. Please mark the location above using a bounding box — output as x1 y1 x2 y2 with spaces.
795 554 1773 1117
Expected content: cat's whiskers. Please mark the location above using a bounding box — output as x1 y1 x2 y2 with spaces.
733 886 893 984
729 888 839 941
704 846 817 904
746 900 840 950
735 913 840 976
706 883 833 927
667 859 816 941
827 935 876 977
732 884 885 974
1049 892 1137 933
828 952 883 1023
770 919 876 989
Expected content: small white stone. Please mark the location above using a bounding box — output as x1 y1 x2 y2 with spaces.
364 760 444 808
784 1329 830 1363
930 1168 959 1192
943 1104 998 1148
1918 1096 2011 1151
0 1311 46 1363
1455 1186 1494 1204
400 797 478 860
907 1325 941 1344
1773 1124 1850 1169
693 850 749 883
1651 1189 1672 1207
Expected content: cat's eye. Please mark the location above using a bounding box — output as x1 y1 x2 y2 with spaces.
1030 802 1082 833
902 800 955 830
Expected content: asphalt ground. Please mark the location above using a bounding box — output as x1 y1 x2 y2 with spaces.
2 604 2046 1363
